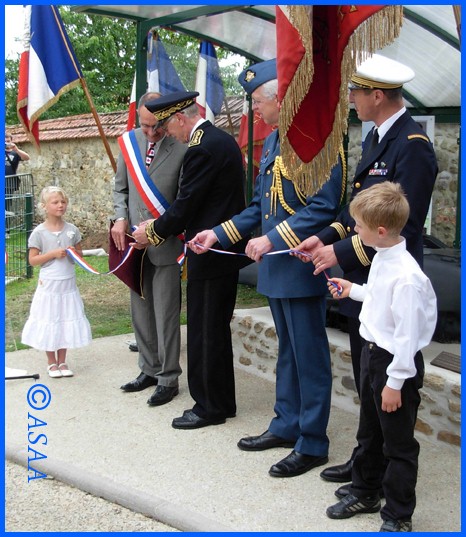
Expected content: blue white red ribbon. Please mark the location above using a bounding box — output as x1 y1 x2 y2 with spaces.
65 246 136 276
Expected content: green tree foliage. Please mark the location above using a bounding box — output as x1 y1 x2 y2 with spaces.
5 8 245 126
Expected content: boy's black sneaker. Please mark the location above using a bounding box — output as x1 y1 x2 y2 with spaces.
380 519 412 532
326 493 381 519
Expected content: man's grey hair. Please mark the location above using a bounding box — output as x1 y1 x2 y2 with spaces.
138 91 162 109
179 103 200 118
260 79 278 100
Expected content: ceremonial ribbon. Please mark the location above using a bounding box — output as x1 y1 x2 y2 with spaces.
188 242 342 295
65 246 137 276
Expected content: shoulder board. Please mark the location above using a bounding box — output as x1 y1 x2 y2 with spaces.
407 134 430 143
189 130 204 147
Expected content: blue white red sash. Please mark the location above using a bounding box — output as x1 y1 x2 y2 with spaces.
118 130 185 264
118 131 170 219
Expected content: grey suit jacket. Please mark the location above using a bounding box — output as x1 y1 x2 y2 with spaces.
113 128 187 265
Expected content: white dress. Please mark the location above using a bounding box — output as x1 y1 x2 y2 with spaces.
21 222 92 352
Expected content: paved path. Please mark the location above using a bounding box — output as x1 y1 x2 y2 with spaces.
5 328 461 532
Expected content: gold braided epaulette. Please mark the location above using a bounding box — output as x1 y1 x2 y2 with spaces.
407 134 430 143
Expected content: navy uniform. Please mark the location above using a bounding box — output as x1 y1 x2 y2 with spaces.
319 54 438 484
144 92 250 425
214 61 345 461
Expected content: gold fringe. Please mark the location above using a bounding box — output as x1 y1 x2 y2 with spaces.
280 6 404 196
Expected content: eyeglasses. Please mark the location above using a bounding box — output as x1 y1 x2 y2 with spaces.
158 115 177 132
140 122 157 130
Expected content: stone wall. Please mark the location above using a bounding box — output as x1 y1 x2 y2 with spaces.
231 307 461 449
15 120 460 247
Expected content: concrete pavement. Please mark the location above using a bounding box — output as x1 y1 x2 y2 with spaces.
5 327 461 532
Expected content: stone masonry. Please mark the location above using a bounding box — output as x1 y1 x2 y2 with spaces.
231 307 461 449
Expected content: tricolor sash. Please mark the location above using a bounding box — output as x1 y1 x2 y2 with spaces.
118 131 185 263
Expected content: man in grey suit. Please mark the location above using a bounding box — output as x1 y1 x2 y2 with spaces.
112 92 187 406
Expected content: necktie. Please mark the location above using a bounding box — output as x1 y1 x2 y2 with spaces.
368 128 379 152
145 142 155 168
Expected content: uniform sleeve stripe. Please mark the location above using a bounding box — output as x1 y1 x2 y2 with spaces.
330 222 347 240
277 221 301 248
221 220 242 244
352 235 371 266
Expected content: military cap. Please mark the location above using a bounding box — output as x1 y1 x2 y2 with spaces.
238 59 277 95
349 54 415 90
145 91 199 121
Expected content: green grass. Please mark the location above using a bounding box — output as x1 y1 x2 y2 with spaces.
5 255 267 352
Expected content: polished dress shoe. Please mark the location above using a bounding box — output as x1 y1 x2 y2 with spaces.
238 430 295 451
269 450 329 478
326 493 381 519
128 341 138 352
171 410 226 430
335 483 384 500
320 459 353 482
120 372 157 392
147 385 179 406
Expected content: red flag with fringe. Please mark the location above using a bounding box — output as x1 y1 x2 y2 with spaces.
276 5 404 195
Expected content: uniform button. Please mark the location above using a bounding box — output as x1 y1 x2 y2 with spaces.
355 182 361 188
265 192 270 198
369 343 374 350
266 170 271 175
265 214 269 220
347 226 351 232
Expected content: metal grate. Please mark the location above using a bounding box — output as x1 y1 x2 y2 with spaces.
5 173 35 281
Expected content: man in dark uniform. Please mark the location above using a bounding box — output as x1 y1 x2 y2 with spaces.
190 60 345 478
294 54 438 487
132 91 250 429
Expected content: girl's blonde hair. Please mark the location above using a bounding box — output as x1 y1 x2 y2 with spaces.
37 186 69 215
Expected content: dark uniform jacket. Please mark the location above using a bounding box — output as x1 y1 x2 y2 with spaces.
214 130 345 298
317 110 438 316
149 120 250 280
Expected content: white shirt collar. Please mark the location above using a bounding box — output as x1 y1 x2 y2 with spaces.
376 107 406 142
190 118 208 141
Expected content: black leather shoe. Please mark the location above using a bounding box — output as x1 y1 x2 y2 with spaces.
380 518 412 532
320 459 353 482
335 483 385 500
128 341 138 352
147 385 179 406
171 410 226 430
269 450 329 478
326 493 381 519
238 430 295 451
120 372 157 392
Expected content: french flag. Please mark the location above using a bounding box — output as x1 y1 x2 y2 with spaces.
17 5 83 147
147 32 186 94
127 33 185 130
195 41 225 123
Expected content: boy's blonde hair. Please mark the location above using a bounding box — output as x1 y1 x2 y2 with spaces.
38 186 69 215
349 181 409 235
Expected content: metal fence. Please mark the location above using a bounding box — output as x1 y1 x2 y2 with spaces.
5 173 35 281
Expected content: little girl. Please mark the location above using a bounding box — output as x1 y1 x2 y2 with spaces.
21 186 92 378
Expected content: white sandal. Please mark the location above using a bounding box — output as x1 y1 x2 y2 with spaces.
58 363 74 377
47 364 62 378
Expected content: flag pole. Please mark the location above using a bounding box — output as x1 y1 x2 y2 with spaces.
222 96 235 137
79 77 117 172
453 5 461 43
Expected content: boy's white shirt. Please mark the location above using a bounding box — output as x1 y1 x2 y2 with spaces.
349 238 437 390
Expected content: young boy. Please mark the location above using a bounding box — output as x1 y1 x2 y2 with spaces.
325 182 437 532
